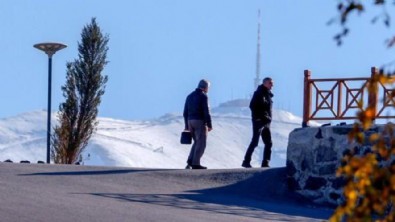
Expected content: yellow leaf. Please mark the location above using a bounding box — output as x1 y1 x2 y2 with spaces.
348 190 358 201
365 108 375 119
369 133 379 142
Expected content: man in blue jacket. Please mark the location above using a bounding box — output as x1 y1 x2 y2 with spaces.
242 77 274 168
183 79 213 170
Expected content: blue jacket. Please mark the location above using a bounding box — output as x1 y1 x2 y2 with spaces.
183 88 212 129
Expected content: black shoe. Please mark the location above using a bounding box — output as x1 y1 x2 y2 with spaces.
185 160 192 169
242 161 252 168
261 160 270 168
191 165 207 170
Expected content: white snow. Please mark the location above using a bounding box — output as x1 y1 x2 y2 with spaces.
0 106 318 169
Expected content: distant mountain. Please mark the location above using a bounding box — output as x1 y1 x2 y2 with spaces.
0 106 311 169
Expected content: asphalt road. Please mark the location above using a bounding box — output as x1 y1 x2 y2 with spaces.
0 163 333 222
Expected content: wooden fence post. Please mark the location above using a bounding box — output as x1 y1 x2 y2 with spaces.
368 67 378 122
302 70 312 127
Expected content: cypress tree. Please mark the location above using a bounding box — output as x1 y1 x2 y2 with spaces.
52 18 109 164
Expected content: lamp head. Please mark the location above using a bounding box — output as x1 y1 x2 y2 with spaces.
34 42 67 57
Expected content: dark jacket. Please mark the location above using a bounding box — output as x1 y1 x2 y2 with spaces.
249 84 273 123
183 88 212 129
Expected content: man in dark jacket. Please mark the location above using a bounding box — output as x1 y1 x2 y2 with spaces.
242 77 274 168
183 79 213 170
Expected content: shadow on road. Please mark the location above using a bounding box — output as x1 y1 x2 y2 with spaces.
92 193 314 221
87 168 333 220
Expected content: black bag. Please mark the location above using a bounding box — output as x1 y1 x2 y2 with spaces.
180 131 192 144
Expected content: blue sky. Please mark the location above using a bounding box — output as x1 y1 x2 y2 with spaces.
0 1 394 120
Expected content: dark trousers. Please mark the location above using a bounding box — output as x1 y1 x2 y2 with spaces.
243 119 272 164
187 120 207 166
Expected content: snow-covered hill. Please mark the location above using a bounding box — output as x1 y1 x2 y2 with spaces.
0 107 312 169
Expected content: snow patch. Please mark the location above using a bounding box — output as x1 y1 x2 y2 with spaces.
0 107 310 169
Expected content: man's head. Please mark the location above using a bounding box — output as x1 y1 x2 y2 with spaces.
262 77 273 90
198 79 210 93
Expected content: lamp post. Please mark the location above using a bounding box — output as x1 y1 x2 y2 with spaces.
34 42 67 164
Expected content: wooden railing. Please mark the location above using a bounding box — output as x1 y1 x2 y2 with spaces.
302 67 395 127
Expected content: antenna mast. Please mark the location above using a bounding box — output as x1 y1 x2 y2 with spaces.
254 9 261 90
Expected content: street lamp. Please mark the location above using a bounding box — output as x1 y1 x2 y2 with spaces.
34 42 67 164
